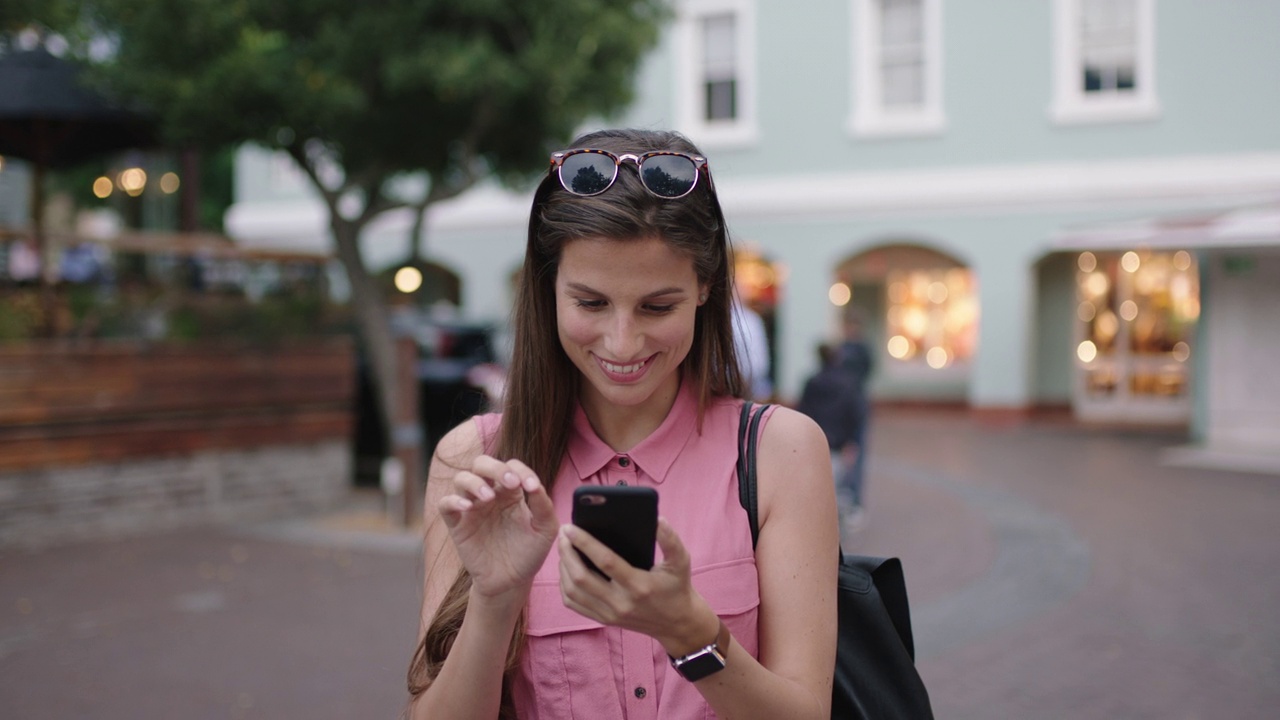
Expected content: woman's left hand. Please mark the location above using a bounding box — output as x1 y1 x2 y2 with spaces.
557 517 719 656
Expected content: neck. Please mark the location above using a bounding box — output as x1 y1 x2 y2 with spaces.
579 372 683 452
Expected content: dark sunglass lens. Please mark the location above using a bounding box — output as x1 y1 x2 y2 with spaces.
560 153 616 195
640 155 697 197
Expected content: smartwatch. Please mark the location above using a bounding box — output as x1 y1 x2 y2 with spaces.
669 620 731 682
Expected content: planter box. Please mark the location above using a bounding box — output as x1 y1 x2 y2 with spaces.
0 339 356 547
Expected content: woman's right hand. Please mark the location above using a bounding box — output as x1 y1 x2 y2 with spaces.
437 456 560 600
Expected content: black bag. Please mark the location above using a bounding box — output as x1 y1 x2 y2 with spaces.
737 402 935 720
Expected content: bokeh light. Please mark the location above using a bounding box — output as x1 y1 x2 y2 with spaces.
394 266 423 293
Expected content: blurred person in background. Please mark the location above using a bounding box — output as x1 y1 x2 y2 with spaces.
796 342 863 534
407 128 837 720
835 311 873 528
732 291 772 402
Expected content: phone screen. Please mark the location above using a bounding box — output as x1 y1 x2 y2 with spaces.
571 485 659 579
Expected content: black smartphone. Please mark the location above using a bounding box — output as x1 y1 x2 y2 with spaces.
571 485 659 579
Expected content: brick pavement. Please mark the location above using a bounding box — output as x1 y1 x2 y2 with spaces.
1 408 1277 719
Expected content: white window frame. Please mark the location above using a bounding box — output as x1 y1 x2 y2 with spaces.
1051 0 1159 125
674 0 759 149
849 0 946 139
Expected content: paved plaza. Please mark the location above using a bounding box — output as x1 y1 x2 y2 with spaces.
2 408 1277 719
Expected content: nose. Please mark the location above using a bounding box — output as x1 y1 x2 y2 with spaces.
603 312 644 360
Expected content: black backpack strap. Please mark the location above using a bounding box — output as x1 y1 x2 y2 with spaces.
736 401 771 549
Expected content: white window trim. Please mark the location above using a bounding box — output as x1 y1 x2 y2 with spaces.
849 0 947 139
674 0 759 149
1050 0 1160 125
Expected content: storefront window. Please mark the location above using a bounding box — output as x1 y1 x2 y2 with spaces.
883 267 978 369
1076 249 1198 399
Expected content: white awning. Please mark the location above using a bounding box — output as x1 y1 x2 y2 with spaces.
1053 202 1280 251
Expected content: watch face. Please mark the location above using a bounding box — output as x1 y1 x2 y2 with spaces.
675 649 726 682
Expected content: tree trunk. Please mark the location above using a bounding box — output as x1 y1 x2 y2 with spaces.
330 217 423 525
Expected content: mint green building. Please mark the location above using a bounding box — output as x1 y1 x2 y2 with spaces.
227 1 1280 466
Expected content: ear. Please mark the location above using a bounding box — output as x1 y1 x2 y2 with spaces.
697 284 710 306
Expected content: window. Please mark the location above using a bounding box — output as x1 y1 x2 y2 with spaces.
850 0 945 138
1051 0 1158 124
675 0 758 148
702 14 737 121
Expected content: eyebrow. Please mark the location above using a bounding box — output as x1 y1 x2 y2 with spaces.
564 282 689 299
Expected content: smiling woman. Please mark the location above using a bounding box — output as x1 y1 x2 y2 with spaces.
555 236 705 422
406 129 839 720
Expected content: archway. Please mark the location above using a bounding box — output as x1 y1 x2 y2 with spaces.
832 242 977 400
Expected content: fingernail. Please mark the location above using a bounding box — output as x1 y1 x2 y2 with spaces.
503 472 520 488
478 486 494 500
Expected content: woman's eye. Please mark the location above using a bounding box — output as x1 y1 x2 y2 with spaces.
644 304 676 314
575 299 606 310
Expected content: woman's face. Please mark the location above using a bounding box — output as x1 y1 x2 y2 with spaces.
555 235 707 416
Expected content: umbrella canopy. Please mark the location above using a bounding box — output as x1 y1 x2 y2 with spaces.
0 46 158 336
0 47 156 167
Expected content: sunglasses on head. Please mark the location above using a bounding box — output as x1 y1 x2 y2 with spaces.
549 148 711 199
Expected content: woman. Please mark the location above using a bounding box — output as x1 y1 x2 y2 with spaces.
407 128 837 719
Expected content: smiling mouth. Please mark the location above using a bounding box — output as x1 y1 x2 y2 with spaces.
599 357 647 374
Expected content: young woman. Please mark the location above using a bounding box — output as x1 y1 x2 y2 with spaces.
407 128 837 719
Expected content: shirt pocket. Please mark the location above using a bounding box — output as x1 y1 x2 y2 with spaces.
515 580 620 720
691 557 761 657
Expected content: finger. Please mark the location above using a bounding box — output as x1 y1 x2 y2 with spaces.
524 476 560 536
436 494 473 528
557 530 612 617
471 455 524 491
504 458 543 493
563 524 632 584
655 517 690 574
452 470 496 502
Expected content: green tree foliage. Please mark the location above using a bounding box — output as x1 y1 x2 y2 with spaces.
41 0 666 506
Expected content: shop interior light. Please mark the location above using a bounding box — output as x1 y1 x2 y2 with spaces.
887 335 911 359
1173 250 1193 271
159 172 181 194
1119 300 1139 322
1078 251 1097 273
1172 341 1191 362
92 176 113 199
926 347 949 369
1121 251 1141 273
1077 340 1098 363
828 282 851 306
1077 301 1096 322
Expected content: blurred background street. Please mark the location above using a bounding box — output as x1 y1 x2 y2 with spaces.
4 2 1280 719
3 407 1278 720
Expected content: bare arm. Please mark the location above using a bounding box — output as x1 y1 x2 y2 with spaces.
408 420 559 720
693 406 839 718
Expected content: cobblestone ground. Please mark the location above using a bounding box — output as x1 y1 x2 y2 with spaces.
1 408 1277 719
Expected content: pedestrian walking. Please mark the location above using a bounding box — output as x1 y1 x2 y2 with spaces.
796 342 864 533
406 128 838 719
836 312 874 527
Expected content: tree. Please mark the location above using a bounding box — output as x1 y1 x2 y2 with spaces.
50 0 666 511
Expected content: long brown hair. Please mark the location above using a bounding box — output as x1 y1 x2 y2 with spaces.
408 128 745 715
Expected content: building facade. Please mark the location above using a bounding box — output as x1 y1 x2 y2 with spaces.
226 0 1280 460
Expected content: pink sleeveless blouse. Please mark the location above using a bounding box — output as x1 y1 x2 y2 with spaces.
472 382 770 719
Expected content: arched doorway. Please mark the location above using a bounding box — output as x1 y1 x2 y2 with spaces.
833 243 977 401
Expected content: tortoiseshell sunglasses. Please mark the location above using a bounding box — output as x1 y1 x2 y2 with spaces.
549 148 711 199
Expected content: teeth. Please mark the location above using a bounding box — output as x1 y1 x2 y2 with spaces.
601 359 645 374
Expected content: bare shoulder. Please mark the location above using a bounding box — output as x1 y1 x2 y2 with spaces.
757 405 830 467
754 406 835 524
